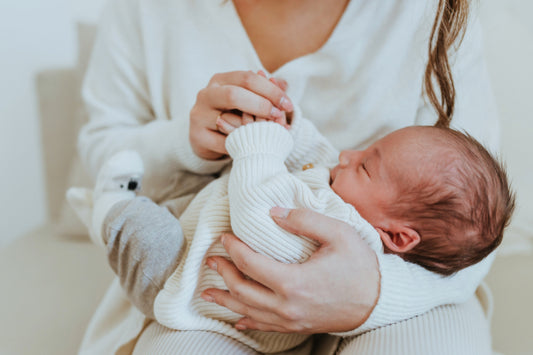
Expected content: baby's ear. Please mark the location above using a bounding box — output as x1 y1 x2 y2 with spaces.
376 226 420 254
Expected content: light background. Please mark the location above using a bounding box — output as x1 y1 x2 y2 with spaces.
0 0 106 246
0 0 532 247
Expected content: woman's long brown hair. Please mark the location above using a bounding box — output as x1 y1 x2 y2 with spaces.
425 0 470 128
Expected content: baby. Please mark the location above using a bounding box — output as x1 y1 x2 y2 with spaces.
329 123 515 275
68 112 515 353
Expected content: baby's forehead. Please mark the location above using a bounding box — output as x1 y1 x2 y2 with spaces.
383 127 456 180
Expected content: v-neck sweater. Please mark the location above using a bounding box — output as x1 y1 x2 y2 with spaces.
78 0 500 353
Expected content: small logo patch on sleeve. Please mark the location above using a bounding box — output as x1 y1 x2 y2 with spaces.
302 163 314 171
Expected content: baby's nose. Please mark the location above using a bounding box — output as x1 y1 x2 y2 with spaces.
338 151 350 167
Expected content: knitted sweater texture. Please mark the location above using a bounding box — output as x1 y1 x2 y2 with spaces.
154 117 383 352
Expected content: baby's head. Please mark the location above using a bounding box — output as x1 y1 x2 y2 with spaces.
330 126 515 275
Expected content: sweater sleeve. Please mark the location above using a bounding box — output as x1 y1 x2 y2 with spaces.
78 0 229 201
225 122 322 263
285 106 340 172
335 13 499 337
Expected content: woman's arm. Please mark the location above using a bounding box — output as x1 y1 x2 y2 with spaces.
79 0 230 201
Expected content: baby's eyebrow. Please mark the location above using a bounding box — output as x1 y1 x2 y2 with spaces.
374 147 381 161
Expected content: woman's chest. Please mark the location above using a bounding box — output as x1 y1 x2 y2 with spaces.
144 1 433 150
232 0 350 73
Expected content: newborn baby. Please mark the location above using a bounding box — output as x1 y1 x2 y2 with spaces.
68 112 514 353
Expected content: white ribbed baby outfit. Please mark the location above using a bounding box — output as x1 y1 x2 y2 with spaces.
154 116 383 353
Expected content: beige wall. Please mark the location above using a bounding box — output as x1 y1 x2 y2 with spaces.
481 0 533 249
0 0 106 246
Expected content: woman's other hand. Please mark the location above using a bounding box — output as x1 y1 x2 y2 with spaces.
189 70 293 160
201 208 380 333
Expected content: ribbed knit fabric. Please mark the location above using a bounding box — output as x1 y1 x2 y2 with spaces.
133 324 260 355
133 322 320 355
335 296 491 355
154 120 383 353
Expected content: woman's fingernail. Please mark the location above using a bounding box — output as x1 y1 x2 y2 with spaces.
271 107 283 119
270 207 290 219
206 258 218 271
201 293 215 303
279 96 293 111
221 234 227 246
235 324 247 330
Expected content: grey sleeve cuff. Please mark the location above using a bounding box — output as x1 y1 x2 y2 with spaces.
103 197 185 319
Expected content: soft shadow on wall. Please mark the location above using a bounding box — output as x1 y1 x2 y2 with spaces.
0 0 107 247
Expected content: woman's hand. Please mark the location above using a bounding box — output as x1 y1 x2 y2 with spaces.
189 70 293 160
201 207 381 334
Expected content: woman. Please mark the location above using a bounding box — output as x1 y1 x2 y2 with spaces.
78 0 498 353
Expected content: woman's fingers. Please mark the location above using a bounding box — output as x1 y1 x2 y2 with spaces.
207 85 285 121
189 70 291 159
189 127 228 158
202 255 311 333
272 78 288 92
217 233 293 291
202 289 291 332
203 256 278 310
209 71 293 112
270 207 352 246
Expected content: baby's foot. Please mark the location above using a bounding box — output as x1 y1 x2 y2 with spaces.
91 151 145 247
94 150 144 198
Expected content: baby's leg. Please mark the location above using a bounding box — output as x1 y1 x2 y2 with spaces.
103 196 184 319
133 322 260 355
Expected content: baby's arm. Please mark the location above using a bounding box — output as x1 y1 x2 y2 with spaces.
226 121 335 263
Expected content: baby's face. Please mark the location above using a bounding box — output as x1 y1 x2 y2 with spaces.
330 127 432 227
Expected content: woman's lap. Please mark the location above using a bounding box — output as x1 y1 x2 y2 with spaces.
132 322 260 355
337 295 492 355
133 295 491 355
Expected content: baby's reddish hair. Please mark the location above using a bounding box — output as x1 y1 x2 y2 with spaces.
386 126 515 276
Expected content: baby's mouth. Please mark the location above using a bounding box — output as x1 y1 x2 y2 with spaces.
329 166 338 185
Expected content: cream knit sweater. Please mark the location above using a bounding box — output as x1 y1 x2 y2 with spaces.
78 0 500 353
154 116 383 353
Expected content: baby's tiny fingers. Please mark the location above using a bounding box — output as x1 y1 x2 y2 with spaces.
242 113 255 125
220 112 244 128
216 116 236 135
